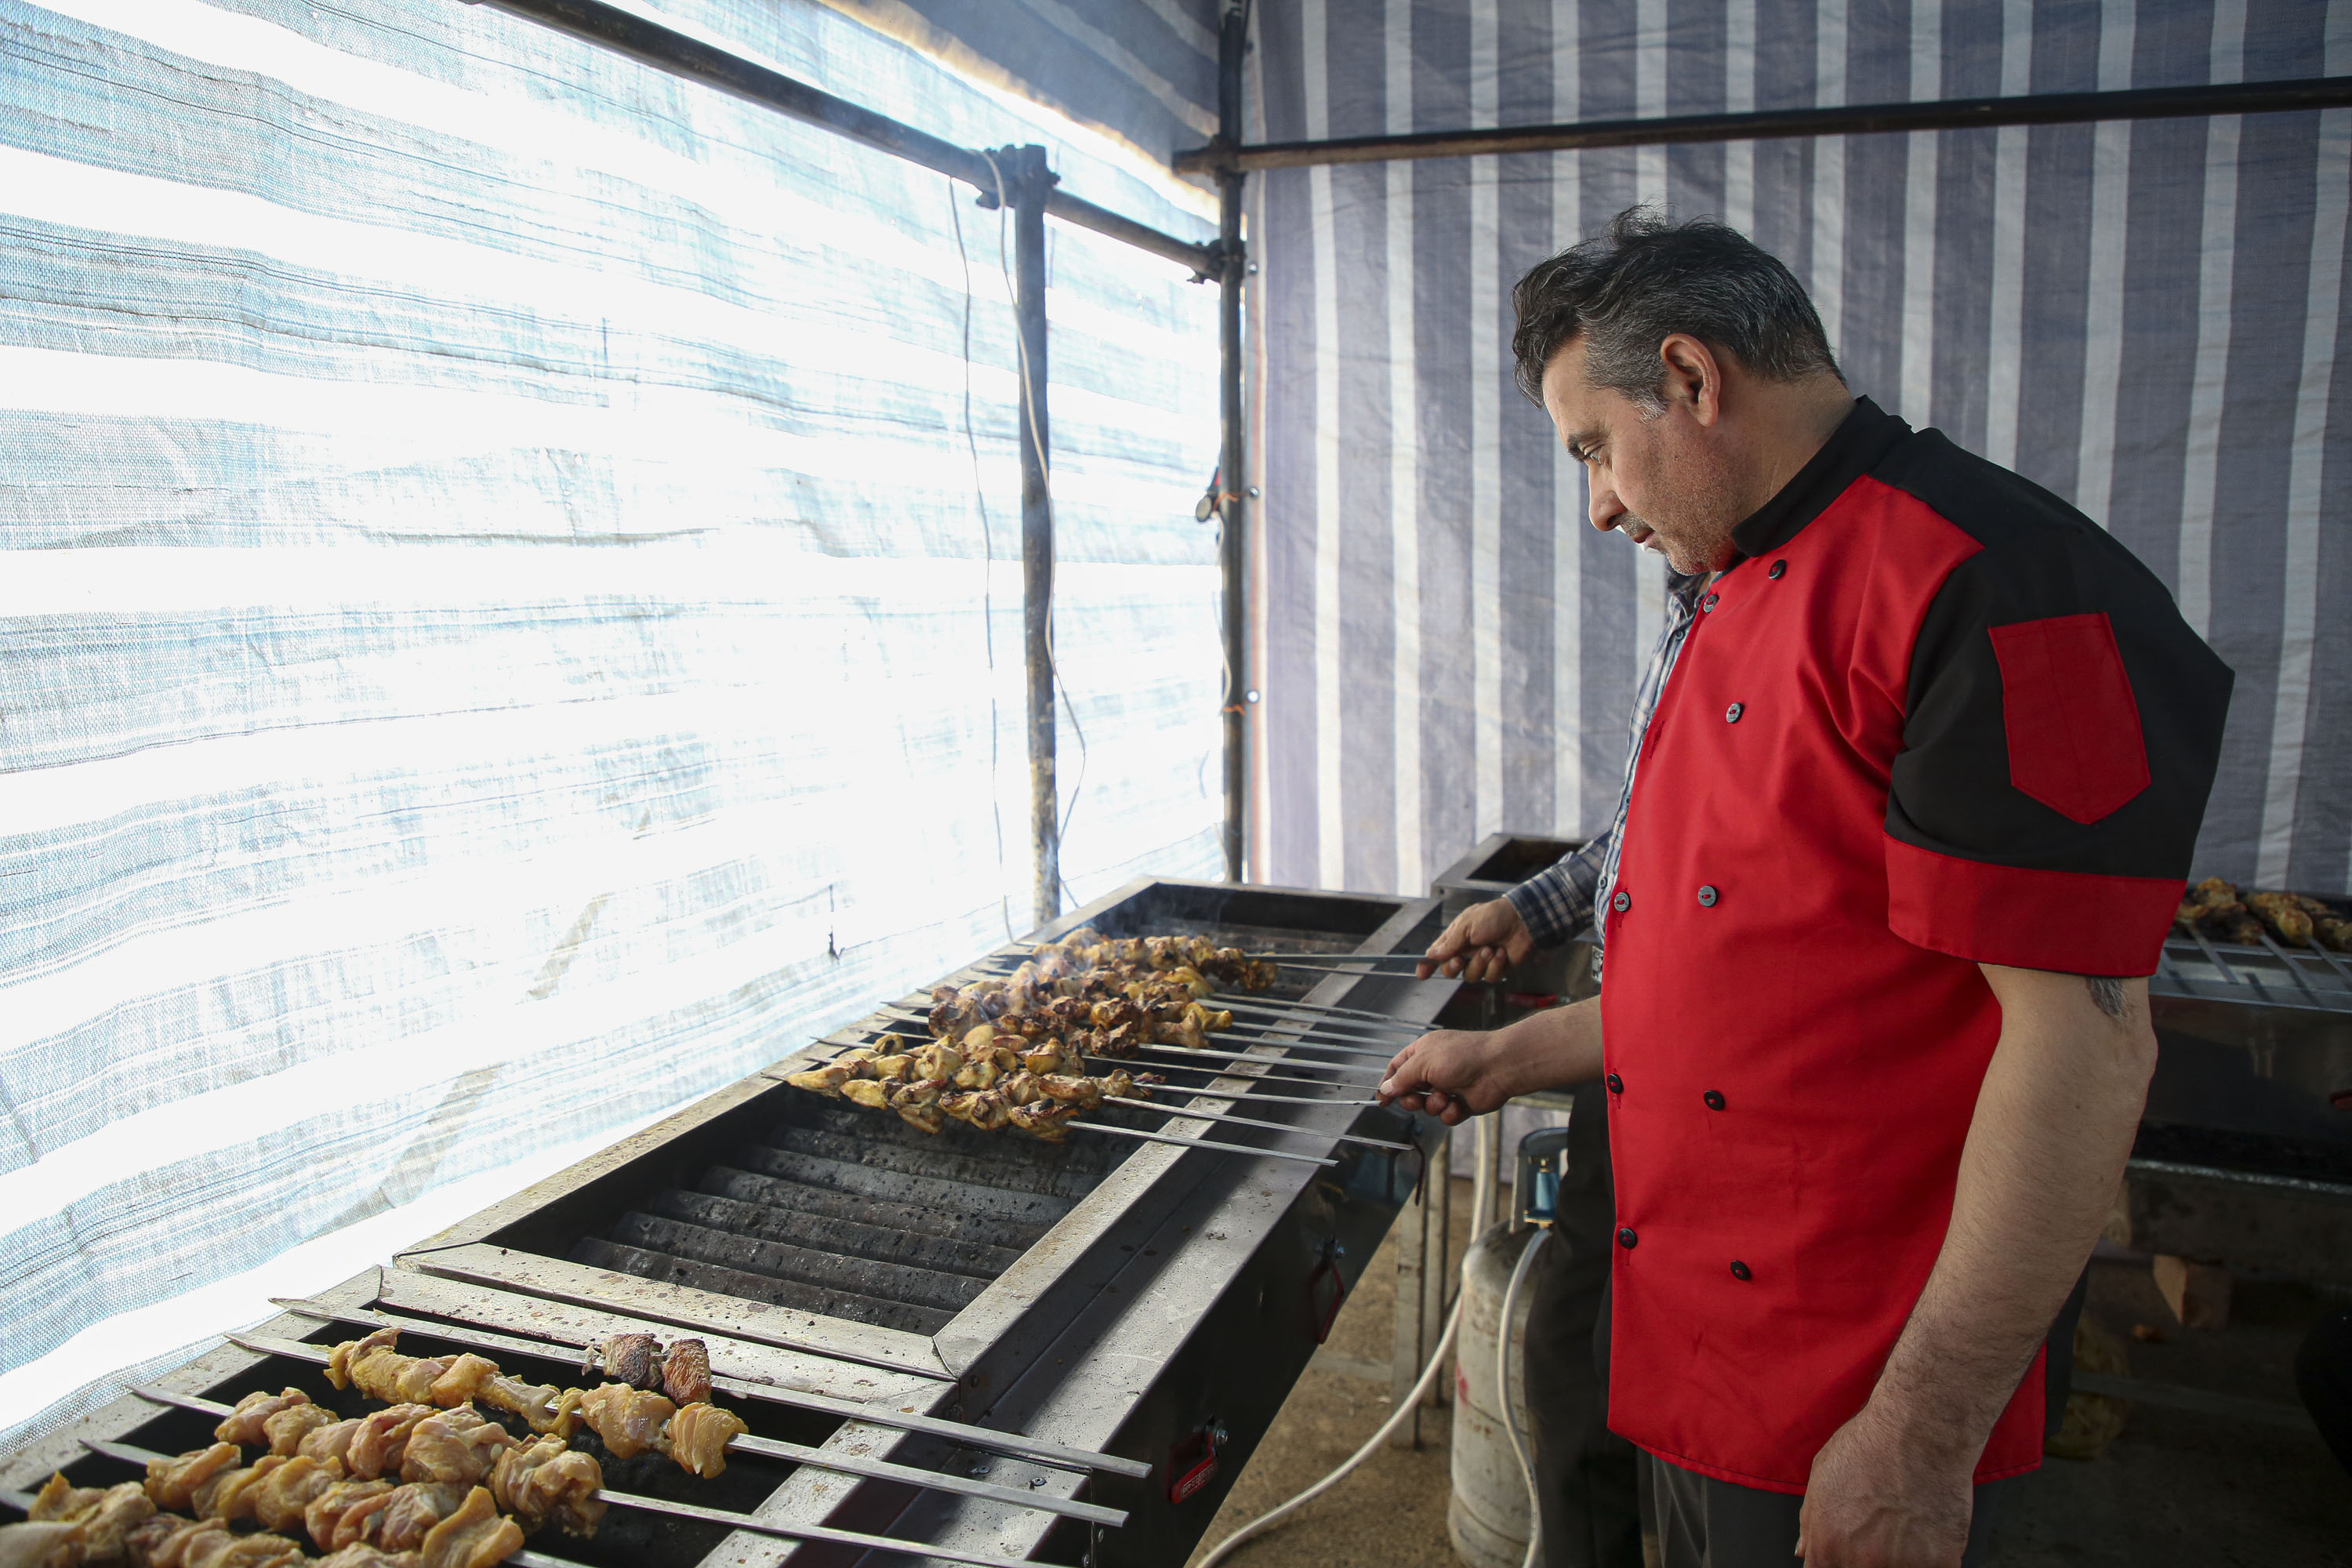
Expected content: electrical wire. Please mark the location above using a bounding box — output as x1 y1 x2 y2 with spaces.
1194 1294 1463 1567
1499 1228 1549 1568
975 146 1089 916
948 172 1016 942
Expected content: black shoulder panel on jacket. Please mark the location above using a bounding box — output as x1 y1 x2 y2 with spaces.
1871 430 2234 880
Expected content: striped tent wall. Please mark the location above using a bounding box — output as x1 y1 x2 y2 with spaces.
0 0 1223 1436
1248 0 2352 902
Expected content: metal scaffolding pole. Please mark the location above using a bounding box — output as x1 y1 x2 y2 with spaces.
1216 4 1250 883
1000 145 1061 931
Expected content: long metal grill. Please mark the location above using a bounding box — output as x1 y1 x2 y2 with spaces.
573 1094 1128 1335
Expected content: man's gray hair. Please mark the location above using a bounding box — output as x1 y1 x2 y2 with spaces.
1511 207 1841 409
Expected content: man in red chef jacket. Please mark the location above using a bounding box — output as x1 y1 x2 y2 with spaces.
1382 210 2231 1568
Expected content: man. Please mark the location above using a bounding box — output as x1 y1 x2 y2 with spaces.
1383 210 2232 1568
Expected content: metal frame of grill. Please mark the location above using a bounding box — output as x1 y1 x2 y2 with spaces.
4 877 1457 1568
2134 920 2352 1285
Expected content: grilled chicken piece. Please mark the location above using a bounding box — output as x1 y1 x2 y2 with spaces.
783 1064 851 1096
415 1486 521 1568
2247 891 2316 946
213 1390 314 1449
596 1334 662 1392
144 1445 241 1513
1007 1101 1076 1142
305 1479 398 1553
941 1089 1012 1130
662 1403 747 1479
916 1040 968 1082
191 1454 285 1523
372 1485 470 1554
890 1078 949 1135
346 1406 437 1481
401 1406 519 1488
295 1418 365 1468
0 1522 83 1568
575 1384 674 1461
487 1436 604 1539
660 1340 713 1407
840 1079 891 1109
1035 1074 1103 1111
260 1403 339 1457
2319 916 2352 953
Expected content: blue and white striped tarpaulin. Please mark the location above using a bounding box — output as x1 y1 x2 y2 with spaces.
0 0 1222 1443
1248 0 2351 900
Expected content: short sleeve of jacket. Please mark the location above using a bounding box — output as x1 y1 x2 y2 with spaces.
1875 439 2234 975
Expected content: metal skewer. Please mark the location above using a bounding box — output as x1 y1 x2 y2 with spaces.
811 1029 1383 1086
1102 1096 1403 1149
841 1018 1396 1077
757 1076 1341 1167
80 1437 1040 1568
867 1004 1406 1061
223 1325 1149 1480
1210 996 1430 1033
130 1380 1126 1529
812 1029 1383 1091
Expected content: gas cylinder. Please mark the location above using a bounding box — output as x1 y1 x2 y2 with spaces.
1447 1221 1543 1568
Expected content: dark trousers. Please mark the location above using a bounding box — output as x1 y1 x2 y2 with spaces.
2297 1305 2352 1476
1646 1454 2007 1568
1522 1081 1644 1568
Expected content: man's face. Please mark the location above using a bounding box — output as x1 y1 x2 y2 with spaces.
1540 338 1746 575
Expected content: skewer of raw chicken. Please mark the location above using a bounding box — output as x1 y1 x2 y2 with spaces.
9 1461 517 1568
322 1330 744 1482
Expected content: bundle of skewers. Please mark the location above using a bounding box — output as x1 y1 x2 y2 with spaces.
0 1327 753 1568
2177 877 2352 952
783 1036 1158 1142
784 928 1425 1168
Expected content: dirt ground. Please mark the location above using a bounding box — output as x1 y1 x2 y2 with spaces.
1186 1179 2352 1568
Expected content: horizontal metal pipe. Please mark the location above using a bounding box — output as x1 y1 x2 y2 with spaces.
1176 74 2352 172
129 1378 1124 1528
466 0 1214 273
225 1324 1147 1479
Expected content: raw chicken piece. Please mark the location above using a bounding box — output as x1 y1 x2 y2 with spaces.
0 1522 82 1568
574 1384 673 1461
144 1445 240 1512
488 1435 606 1537
416 1488 521 1568
296 1418 365 1469
245 1456 341 1535
400 1406 518 1488
29 1476 154 1562
212 1389 313 1448
372 1485 468 1553
315 1547 422 1568
662 1403 747 1479
261 1403 339 1457
346 1406 437 1481
304 1479 397 1553
179 1525 305 1567
191 1454 285 1522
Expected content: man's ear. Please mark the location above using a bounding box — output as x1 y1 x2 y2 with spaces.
1657 334 1723 426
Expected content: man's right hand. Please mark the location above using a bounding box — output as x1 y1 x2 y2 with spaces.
1418 897 1535 981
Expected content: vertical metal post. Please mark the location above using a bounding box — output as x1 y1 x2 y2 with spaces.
1007 144 1059 931
1389 1167 1430 1448
1421 1125 1451 1410
1216 5 1250 882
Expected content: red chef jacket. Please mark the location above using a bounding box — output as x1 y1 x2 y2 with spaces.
1600 399 2231 1493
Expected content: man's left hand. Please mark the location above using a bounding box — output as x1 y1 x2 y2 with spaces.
1795 1401 1973 1567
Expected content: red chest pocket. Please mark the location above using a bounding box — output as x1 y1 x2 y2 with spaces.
1987 612 2150 824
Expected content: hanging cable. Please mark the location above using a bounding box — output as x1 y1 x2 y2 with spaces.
1498 1228 1549 1568
976 145 1089 915
1195 1294 1463 1567
948 172 1015 942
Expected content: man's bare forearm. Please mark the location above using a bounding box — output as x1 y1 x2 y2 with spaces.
1492 996 1607 1095
1866 968 2156 1458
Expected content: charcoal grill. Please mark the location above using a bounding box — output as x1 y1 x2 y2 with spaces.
2 877 1455 1567
2129 923 2352 1283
